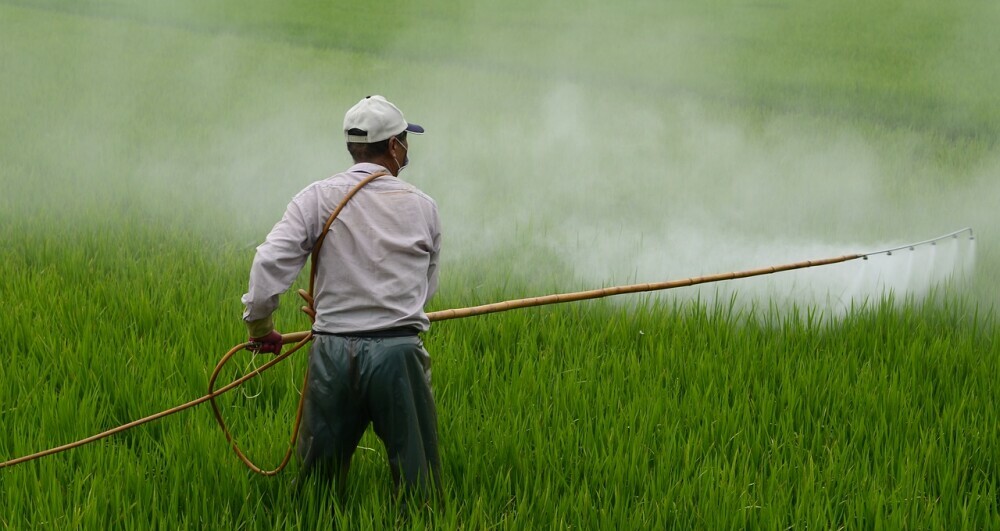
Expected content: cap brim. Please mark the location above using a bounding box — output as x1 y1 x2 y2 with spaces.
406 123 425 134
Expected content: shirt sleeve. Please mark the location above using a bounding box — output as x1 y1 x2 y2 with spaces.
241 199 313 325
425 206 442 304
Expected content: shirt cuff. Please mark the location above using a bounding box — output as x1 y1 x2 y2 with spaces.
245 315 275 338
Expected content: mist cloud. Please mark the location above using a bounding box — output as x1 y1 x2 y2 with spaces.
4 0 995 314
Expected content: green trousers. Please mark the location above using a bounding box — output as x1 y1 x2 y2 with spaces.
296 334 441 498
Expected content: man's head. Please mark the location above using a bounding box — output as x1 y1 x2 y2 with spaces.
344 95 424 175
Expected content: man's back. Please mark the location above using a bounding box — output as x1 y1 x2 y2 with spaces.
305 164 441 333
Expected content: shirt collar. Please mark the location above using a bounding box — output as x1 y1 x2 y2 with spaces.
349 162 394 176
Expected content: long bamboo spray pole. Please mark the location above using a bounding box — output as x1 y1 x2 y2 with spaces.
279 226 974 344
278 253 861 344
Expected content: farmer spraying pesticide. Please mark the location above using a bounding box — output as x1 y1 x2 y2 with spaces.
0 89 974 501
241 95 442 500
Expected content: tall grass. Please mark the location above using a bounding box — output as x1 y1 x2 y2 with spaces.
2 0 999 528
2 220 997 527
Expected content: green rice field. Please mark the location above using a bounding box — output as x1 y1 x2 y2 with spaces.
2 0 999 528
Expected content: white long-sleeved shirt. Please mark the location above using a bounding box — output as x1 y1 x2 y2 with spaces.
241 163 441 334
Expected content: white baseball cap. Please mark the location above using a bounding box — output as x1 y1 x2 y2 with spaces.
343 95 425 143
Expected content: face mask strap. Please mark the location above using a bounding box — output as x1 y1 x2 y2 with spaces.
392 136 409 173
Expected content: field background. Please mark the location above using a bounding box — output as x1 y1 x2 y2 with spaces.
1 0 998 528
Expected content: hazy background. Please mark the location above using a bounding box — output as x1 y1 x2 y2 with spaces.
1 0 996 315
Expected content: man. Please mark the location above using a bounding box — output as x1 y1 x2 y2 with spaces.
240 95 442 500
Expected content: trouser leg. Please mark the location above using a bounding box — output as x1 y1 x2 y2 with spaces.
296 337 368 496
366 338 441 498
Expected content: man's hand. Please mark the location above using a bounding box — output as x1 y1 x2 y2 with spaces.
248 330 283 355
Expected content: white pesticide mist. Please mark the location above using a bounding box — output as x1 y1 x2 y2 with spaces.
3 1 996 317
417 86 987 316
399 2 999 316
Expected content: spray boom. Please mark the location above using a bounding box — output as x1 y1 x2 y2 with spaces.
861 227 974 258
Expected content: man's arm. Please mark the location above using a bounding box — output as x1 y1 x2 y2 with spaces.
425 209 442 304
241 200 313 338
